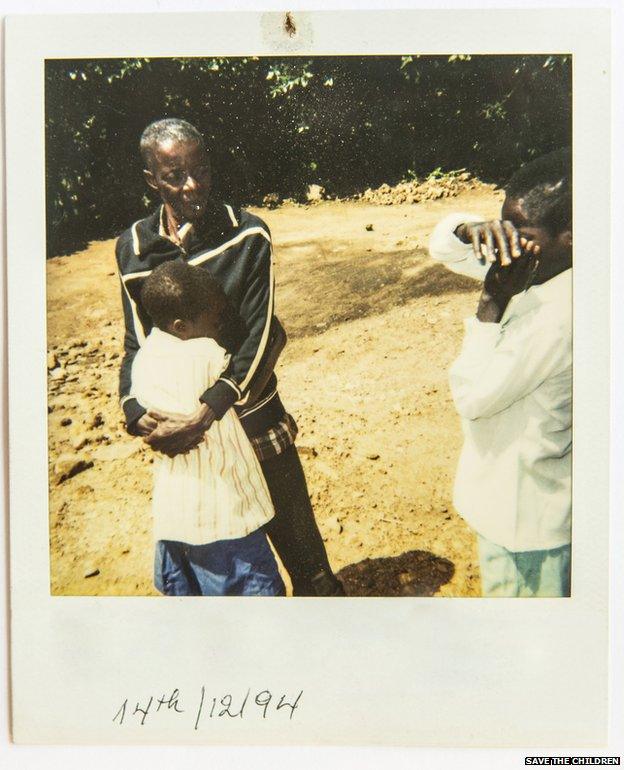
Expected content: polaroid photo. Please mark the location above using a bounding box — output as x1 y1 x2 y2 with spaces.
4 6 613 750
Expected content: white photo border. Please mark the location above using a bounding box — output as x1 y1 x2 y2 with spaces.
4 3 614 753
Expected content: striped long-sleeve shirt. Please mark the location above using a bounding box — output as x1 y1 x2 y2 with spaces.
131 327 275 545
116 202 287 438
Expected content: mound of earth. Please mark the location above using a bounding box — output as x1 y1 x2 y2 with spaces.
357 171 498 206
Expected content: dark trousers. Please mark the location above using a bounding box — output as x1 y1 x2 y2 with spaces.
260 444 343 596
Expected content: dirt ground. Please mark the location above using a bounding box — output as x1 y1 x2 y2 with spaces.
46 187 504 597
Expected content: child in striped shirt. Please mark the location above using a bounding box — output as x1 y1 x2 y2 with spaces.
130 261 285 596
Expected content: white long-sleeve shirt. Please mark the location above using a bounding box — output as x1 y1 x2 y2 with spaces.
429 214 572 552
428 212 491 281
130 328 275 545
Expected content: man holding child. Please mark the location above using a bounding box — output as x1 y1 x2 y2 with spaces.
116 118 344 597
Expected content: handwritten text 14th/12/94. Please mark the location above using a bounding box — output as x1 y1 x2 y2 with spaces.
113 687 303 729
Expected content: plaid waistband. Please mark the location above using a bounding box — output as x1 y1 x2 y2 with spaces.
249 412 298 462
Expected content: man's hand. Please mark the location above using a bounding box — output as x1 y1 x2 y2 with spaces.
143 403 216 458
455 220 524 267
476 250 540 323
135 413 159 436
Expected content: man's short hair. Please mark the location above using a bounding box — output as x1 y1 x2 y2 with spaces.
140 118 205 169
506 147 572 235
140 260 224 330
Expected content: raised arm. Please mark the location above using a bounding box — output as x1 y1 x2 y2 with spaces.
429 212 489 280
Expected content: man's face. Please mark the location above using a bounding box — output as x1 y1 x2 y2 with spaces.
501 195 572 271
144 138 212 223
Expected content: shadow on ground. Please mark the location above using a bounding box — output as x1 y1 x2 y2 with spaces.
336 549 455 597
277 246 480 338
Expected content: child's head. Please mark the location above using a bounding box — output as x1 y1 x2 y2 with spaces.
502 147 572 275
141 260 227 340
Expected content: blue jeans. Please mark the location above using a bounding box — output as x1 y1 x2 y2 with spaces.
478 535 571 597
154 529 286 597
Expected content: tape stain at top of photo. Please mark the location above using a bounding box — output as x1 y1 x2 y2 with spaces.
260 11 314 51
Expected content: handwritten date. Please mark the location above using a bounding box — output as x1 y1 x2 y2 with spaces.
113 687 303 729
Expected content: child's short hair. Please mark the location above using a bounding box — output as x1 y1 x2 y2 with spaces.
141 260 224 330
506 147 571 235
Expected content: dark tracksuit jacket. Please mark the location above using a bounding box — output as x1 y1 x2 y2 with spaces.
116 202 286 437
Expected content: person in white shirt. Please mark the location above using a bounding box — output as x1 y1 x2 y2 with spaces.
428 148 572 597
131 260 285 596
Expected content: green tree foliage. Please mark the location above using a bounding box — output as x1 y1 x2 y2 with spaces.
45 55 571 256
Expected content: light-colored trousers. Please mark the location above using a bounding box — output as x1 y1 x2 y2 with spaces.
478 535 571 597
